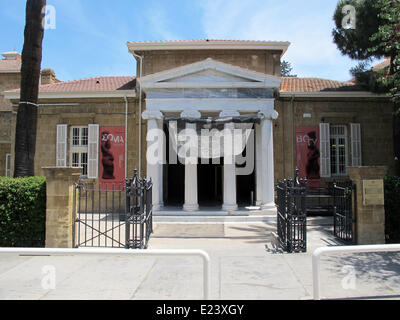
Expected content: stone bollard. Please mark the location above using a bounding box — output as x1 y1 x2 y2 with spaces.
347 166 388 245
42 167 82 248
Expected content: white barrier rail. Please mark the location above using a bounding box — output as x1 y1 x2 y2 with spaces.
312 244 400 300
0 248 211 300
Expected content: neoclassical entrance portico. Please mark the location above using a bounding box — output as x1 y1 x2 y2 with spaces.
139 58 281 212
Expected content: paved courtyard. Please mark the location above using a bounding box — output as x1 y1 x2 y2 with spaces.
0 216 399 300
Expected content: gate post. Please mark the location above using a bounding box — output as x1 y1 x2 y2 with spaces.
347 166 388 245
42 167 82 248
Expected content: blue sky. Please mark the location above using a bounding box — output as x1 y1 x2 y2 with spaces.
0 0 383 82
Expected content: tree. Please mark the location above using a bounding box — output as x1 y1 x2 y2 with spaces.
369 0 400 106
14 0 46 177
332 0 385 60
332 0 400 175
281 60 297 77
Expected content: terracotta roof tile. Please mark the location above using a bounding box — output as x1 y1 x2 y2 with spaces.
372 58 391 71
280 77 362 92
7 76 136 93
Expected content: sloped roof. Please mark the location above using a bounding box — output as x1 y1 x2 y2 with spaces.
372 58 391 72
280 77 363 92
7 76 136 93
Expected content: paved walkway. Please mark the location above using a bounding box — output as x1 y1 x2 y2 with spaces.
0 217 399 300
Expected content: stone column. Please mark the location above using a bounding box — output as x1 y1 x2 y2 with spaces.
259 110 279 209
142 110 164 211
221 110 239 211
347 166 388 245
255 123 262 206
42 167 82 248
181 110 201 211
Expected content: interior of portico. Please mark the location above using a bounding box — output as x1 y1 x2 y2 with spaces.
139 58 281 213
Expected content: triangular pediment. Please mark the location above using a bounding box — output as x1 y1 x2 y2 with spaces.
138 58 281 89
161 69 258 83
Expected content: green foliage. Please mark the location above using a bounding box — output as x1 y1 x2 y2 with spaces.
384 175 400 243
332 0 385 60
350 61 390 93
369 0 400 107
0 177 46 247
280 60 297 77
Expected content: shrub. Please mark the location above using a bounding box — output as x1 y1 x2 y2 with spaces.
0 177 46 247
384 175 400 243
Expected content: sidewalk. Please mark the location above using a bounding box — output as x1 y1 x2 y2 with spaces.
0 217 399 300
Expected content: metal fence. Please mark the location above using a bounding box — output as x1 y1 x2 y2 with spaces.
276 173 307 253
73 170 153 249
333 181 356 244
125 171 153 249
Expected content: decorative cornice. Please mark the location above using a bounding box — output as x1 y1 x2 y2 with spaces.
279 91 389 98
127 40 290 56
3 90 136 100
137 58 282 90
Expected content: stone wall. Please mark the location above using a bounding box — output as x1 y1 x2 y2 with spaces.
0 72 20 176
347 166 388 244
136 49 282 77
273 97 395 183
9 97 143 180
0 111 12 176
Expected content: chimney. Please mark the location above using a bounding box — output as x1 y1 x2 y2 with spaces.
40 68 58 85
2 51 22 62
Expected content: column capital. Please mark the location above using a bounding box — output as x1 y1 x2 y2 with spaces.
142 110 163 120
181 110 201 119
258 110 279 120
219 110 240 118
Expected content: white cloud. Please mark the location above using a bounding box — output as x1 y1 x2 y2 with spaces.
144 6 181 41
199 0 359 80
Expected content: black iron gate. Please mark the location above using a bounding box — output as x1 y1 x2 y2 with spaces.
276 174 307 253
73 170 153 249
333 181 356 244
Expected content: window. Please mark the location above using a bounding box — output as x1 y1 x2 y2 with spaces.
70 126 88 175
330 125 347 176
320 123 361 178
5 154 11 177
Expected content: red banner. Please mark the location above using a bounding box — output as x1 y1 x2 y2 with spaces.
99 127 125 190
295 127 320 187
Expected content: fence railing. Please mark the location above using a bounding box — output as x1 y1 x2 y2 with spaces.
333 181 356 244
125 170 153 249
73 169 153 249
276 172 307 253
73 182 126 248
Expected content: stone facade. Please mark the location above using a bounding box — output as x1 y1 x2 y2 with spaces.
0 72 20 177
9 97 143 179
347 166 388 244
274 97 395 184
135 49 282 77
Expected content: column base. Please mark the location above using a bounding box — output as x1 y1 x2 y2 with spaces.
261 202 276 210
152 203 163 211
222 203 238 211
183 203 199 212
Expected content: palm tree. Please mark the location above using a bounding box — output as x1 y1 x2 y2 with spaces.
14 0 46 177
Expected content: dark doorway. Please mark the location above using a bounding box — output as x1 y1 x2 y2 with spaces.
197 159 223 207
236 124 256 206
163 123 184 206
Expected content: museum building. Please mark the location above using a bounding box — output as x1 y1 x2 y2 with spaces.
0 40 395 212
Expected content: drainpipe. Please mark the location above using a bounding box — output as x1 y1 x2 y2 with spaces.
291 94 295 172
124 95 128 180
132 51 143 176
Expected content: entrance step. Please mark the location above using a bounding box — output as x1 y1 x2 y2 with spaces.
153 207 276 223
